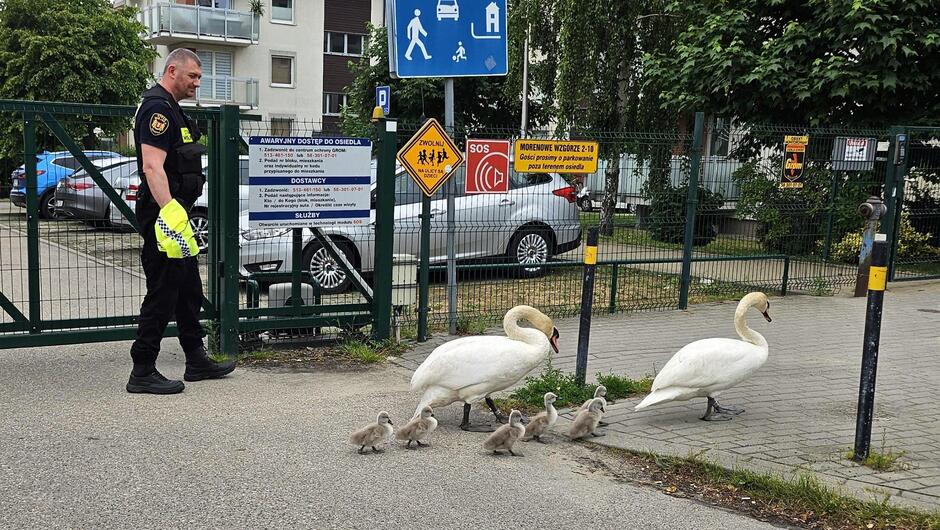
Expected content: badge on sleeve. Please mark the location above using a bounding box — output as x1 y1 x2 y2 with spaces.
150 113 169 136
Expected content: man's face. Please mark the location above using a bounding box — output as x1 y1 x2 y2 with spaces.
168 59 202 101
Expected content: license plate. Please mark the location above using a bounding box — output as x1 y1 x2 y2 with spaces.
55 200 63 207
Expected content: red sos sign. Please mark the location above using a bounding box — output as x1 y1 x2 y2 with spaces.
465 139 510 194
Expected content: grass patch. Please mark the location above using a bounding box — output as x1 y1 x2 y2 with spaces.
845 431 910 472
492 361 654 415
338 338 407 364
613 448 940 530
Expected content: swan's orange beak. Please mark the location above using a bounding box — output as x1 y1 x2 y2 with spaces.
549 328 560 353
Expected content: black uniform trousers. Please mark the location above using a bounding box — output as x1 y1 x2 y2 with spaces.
129 216 206 366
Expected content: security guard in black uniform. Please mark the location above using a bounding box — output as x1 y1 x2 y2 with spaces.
127 49 234 394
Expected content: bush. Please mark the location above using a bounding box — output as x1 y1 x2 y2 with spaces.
732 160 871 255
645 183 724 246
831 213 940 264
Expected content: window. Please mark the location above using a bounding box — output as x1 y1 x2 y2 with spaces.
510 172 551 189
324 32 366 57
271 118 293 137
271 0 293 23
394 172 422 205
323 92 347 116
271 55 293 86
709 117 730 157
196 0 229 7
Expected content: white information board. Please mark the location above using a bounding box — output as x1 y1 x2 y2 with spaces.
248 136 372 229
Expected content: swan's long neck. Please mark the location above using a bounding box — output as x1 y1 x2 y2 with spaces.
546 402 558 424
503 306 548 347
734 302 767 348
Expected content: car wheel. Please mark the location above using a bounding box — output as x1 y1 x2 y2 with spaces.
508 228 552 278
301 241 355 295
39 189 58 220
189 210 209 253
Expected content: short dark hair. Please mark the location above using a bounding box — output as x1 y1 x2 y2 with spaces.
163 48 201 74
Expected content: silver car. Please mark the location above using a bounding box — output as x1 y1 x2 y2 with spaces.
238 169 583 294
53 157 137 225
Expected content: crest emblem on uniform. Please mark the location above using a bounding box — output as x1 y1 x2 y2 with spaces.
150 113 169 136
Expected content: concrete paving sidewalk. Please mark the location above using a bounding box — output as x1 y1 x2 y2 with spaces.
400 280 940 511
0 340 779 529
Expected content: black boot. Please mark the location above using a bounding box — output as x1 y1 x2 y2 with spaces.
127 368 185 395
184 347 236 382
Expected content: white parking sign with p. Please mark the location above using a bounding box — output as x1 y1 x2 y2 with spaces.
465 139 510 194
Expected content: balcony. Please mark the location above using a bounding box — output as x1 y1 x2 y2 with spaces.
160 74 259 108
140 4 260 46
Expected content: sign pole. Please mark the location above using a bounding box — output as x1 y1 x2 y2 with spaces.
445 78 457 335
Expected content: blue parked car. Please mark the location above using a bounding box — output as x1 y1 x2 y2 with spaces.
9 150 121 219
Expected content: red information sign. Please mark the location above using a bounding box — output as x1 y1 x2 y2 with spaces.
465 139 510 194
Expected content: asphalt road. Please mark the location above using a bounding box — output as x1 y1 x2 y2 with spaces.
0 340 781 529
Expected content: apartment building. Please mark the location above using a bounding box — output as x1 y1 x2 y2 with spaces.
116 0 383 133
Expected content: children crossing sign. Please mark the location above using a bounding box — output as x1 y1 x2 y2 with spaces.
397 118 465 197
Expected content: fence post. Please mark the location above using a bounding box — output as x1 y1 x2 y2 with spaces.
575 228 599 386
882 126 906 280
372 116 397 340
678 112 705 310
206 118 221 315
417 196 431 342
23 112 40 333
218 104 241 357
853 233 888 462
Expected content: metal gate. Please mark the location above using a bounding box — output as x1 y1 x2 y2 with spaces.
886 126 940 281
0 101 391 353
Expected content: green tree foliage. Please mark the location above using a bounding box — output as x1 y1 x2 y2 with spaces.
0 0 156 177
520 0 683 235
340 23 547 138
645 0 940 127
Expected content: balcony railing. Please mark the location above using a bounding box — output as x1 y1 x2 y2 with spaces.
158 75 259 108
140 4 260 46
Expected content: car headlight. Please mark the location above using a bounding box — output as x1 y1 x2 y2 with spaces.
240 228 291 241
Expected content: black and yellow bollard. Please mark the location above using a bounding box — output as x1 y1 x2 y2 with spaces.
852 233 888 462
575 228 599 386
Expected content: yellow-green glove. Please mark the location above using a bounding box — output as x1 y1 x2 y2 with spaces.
155 199 200 258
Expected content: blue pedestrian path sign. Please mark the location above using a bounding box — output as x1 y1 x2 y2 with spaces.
387 0 508 78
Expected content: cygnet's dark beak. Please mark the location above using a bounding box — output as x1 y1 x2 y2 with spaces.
388 418 394 425
762 310 772 323
549 327 560 353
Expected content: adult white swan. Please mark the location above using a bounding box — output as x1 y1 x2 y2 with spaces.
634 292 773 421
410 305 560 432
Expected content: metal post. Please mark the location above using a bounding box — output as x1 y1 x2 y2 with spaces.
520 31 530 137
372 118 397 340
206 118 220 315
853 233 888 462
445 78 457 335
678 112 705 310
291 228 302 315
881 126 905 279
218 104 241 357
854 196 887 297
608 263 619 314
575 228 599 386
23 112 40 333
417 195 431 342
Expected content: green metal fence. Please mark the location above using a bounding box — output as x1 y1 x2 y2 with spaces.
1 99 937 350
0 101 393 353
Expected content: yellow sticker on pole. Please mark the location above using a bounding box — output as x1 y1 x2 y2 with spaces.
513 139 599 173
584 246 597 265
868 266 887 291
